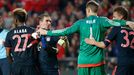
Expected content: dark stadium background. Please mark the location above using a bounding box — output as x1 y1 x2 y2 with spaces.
0 0 134 75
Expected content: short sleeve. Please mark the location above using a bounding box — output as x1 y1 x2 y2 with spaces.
5 32 12 47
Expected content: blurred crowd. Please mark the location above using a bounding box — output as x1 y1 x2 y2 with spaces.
0 0 134 75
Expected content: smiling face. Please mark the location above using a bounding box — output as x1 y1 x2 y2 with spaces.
39 16 52 30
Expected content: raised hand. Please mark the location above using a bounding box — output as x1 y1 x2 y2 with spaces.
126 21 134 30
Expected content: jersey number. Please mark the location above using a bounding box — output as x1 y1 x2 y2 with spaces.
121 30 134 49
12 34 29 52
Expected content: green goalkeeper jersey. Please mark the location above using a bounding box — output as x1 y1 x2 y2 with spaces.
47 15 126 67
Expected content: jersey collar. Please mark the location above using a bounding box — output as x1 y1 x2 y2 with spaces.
17 23 26 27
87 15 98 18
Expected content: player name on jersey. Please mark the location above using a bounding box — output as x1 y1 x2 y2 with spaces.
14 29 27 34
86 19 96 24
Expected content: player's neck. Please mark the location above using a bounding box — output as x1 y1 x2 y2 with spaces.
17 22 25 27
87 12 97 17
90 13 97 16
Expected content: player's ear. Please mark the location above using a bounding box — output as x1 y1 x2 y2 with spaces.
15 19 17 22
14 18 18 27
86 8 90 14
39 20 42 25
120 15 124 20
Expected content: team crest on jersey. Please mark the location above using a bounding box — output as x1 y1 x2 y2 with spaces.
46 37 51 41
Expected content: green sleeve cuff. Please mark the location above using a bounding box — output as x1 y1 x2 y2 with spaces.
47 31 52 36
120 20 126 26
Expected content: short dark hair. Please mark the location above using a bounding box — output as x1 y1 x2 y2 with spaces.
86 1 99 13
114 6 128 20
38 12 50 21
13 8 27 23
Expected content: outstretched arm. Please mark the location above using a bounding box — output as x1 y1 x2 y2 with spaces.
101 17 134 29
36 20 81 36
85 27 119 49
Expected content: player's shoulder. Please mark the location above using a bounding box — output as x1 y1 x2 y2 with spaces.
77 19 84 23
22 26 35 33
73 19 84 25
2 29 9 33
6 29 12 37
77 18 89 24
8 28 15 34
98 16 108 20
23 26 35 30
111 26 121 32
85 16 107 23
